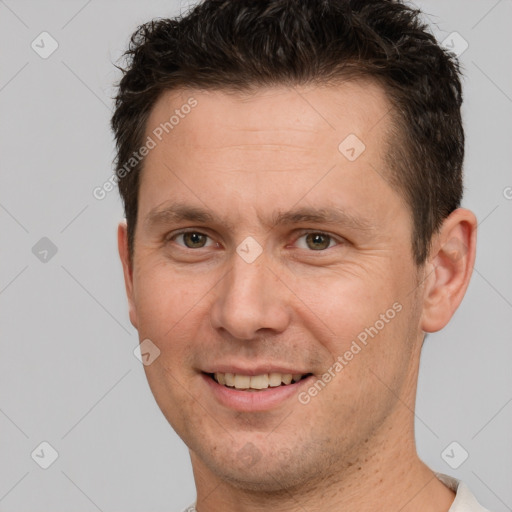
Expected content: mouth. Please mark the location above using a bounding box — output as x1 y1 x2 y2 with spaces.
204 372 314 391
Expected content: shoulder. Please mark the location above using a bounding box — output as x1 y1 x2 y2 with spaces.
177 505 196 512
435 472 493 512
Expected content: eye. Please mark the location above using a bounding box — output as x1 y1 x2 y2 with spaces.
166 229 342 252
294 231 340 251
168 230 216 249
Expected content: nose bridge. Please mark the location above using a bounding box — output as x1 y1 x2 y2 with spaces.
209 247 289 339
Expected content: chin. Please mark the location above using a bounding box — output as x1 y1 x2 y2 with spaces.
215 463 307 494
195 440 322 494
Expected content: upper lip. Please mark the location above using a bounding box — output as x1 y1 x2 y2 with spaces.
201 364 310 376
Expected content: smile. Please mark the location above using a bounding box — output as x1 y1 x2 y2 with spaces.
206 372 313 391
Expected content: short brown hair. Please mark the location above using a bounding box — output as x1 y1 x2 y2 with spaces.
111 0 464 265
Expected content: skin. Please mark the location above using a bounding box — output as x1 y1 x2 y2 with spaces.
118 80 477 511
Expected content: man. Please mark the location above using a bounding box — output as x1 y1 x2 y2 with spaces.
112 0 489 510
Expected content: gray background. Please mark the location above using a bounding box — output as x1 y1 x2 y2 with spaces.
0 0 511 511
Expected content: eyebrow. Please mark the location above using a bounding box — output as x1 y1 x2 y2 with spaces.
144 201 375 233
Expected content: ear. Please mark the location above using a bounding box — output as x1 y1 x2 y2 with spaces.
117 220 138 330
420 208 477 333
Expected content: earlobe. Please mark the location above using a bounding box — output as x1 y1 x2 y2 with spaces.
420 208 477 333
117 221 138 330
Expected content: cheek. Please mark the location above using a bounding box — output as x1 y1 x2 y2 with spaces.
131 264 212 390
133 264 206 430
133 259 207 335
302 267 417 396
304 300 416 436
297 268 399 342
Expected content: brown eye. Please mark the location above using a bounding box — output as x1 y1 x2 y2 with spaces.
305 233 332 250
294 232 339 251
172 231 212 249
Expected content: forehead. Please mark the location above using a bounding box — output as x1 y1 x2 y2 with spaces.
146 80 392 154
137 80 402 233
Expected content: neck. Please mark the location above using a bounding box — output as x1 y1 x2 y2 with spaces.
190 420 455 512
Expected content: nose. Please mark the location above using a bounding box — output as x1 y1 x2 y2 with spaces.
209 249 291 341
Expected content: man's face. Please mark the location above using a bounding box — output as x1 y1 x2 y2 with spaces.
120 81 427 490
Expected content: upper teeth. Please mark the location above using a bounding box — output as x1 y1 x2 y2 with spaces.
215 372 304 390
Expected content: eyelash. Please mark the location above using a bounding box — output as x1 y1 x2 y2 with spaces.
165 229 343 252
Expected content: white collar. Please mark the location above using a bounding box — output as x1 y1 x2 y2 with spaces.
435 472 491 512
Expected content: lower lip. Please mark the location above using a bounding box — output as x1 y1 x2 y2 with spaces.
201 373 313 412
